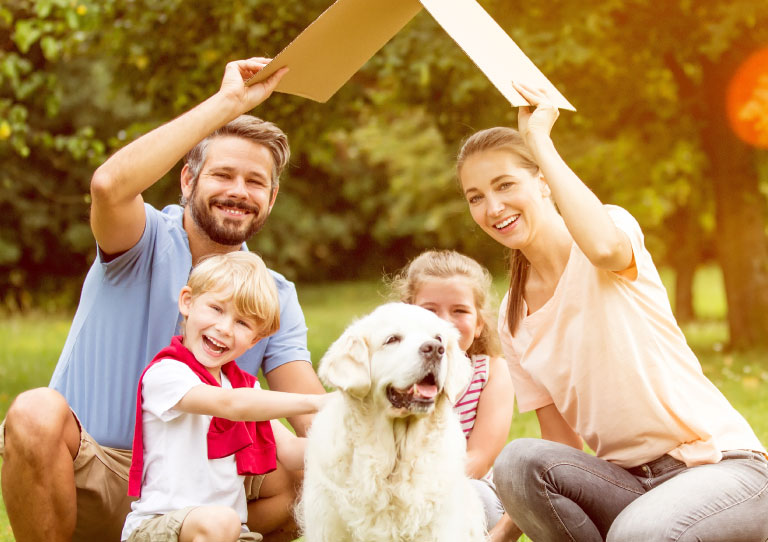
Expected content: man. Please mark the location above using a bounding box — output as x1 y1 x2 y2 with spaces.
0 58 324 542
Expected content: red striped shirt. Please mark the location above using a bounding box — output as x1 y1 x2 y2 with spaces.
453 355 489 438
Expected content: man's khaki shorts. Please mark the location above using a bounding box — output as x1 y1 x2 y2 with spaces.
126 507 263 542
0 411 265 541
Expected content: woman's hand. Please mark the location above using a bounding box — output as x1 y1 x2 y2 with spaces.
512 81 559 146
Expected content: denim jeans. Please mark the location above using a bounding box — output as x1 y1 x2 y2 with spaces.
470 477 505 529
494 438 768 542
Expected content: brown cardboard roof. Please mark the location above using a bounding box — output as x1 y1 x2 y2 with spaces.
247 0 575 111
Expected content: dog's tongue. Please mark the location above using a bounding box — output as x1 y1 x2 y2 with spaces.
413 382 438 399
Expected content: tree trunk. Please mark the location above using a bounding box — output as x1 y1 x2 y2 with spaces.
663 205 700 323
674 263 696 324
700 54 768 349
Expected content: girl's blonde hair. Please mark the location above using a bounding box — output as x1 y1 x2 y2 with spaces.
186 251 280 337
456 127 540 337
389 249 500 357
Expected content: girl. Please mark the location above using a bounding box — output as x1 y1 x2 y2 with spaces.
390 250 515 532
456 82 768 541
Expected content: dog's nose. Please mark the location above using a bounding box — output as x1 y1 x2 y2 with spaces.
419 340 445 364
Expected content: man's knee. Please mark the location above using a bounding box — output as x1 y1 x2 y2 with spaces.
4 388 78 457
258 461 301 500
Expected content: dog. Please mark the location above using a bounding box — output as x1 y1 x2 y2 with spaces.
298 303 488 542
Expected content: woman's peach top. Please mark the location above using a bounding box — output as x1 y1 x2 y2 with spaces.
499 206 764 468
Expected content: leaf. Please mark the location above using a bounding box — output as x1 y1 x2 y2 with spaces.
35 0 54 18
13 20 43 53
40 35 63 61
0 237 21 265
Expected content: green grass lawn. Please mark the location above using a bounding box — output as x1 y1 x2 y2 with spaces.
1 268 766 541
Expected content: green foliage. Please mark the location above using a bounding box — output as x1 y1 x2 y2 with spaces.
3 0 768 348
0 0 114 308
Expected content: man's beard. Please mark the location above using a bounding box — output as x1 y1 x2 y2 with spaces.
188 187 267 246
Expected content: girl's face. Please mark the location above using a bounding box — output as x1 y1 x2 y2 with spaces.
413 276 482 353
460 149 549 250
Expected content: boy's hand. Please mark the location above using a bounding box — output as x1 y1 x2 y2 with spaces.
315 391 340 411
218 57 289 114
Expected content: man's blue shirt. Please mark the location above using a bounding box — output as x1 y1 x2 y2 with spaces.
49 204 311 449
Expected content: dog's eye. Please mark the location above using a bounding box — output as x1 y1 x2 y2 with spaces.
384 335 401 346
435 335 443 343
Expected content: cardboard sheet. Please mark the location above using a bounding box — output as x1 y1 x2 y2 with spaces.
419 0 575 111
247 0 574 110
245 0 423 102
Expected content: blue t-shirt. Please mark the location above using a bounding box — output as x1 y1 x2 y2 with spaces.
49 204 311 449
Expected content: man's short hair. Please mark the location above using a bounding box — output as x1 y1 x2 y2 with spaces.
186 251 281 337
182 116 290 204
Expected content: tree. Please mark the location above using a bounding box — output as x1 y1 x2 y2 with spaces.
485 0 768 348
0 0 115 308
4 0 768 350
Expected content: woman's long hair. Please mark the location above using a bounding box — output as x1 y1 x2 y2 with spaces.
456 127 540 337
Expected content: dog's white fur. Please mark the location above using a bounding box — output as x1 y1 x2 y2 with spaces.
298 303 488 542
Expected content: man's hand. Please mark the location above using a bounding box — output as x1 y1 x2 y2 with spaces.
218 57 289 114
90 57 288 256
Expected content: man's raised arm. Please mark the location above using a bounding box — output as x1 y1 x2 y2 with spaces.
89 58 287 256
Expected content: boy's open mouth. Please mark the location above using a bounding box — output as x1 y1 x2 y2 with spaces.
204 335 229 355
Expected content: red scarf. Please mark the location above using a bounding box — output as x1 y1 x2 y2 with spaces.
128 336 276 497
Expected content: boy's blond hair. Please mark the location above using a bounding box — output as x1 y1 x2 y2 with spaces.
187 251 280 337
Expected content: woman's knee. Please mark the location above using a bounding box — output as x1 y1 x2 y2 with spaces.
5 388 77 452
494 438 564 487
607 519 669 542
492 439 546 511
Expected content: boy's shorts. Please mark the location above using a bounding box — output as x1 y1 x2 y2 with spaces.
126 507 263 542
0 412 265 541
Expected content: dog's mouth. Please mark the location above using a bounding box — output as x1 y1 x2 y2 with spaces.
386 371 439 412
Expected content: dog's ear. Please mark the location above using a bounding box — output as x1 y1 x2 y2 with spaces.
442 327 473 404
318 329 371 398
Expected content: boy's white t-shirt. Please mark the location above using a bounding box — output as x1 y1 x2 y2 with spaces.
121 360 254 540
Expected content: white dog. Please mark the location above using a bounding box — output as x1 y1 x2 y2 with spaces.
298 303 488 542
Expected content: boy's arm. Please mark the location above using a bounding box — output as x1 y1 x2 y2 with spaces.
90 59 287 256
175 385 327 422
265 361 326 437
271 420 307 471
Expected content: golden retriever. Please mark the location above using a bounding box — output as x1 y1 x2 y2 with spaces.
298 303 488 542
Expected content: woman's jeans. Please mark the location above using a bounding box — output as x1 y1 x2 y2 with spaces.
494 439 768 541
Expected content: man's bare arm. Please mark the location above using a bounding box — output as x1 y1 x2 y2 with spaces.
90 59 287 255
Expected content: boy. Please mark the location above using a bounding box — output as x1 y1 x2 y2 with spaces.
122 251 327 542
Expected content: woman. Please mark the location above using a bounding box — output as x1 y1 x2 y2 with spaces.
457 82 768 542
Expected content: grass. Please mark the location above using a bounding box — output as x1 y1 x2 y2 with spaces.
0 267 766 542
